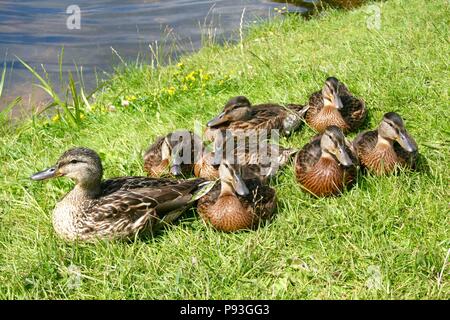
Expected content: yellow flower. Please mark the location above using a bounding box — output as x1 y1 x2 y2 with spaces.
200 71 210 81
52 114 60 123
185 71 196 82
80 114 85 120
166 86 176 96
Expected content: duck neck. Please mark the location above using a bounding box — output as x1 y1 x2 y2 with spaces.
71 179 102 200
320 150 336 163
376 134 394 149
220 181 237 198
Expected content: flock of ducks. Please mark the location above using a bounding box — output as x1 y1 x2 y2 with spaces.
31 77 419 242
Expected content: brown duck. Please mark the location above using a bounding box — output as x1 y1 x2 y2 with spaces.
204 96 306 142
194 134 296 180
143 130 202 177
304 77 367 133
295 126 358 197
31 147 213 241
197 161 276 232
353 112 418 175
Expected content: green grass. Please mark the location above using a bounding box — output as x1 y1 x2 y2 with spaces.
0 0 449 299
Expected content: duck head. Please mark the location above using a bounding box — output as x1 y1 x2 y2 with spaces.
378 112 417 153
30 147 103 189
218 161 249 197
322 77 343 110
207 96 252 127
320 126 353 167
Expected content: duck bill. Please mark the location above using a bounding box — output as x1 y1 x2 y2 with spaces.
332 93 343 110
30 166 58 181
170 164 182 176
231 172 249 196
335 146 353 167
207 112 227 127
170 143 186 176
397 131 416 153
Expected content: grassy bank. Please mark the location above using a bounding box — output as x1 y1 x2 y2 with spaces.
0 0 448 299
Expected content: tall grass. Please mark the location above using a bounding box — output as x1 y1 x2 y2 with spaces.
0 63 22 123
16 49 94 128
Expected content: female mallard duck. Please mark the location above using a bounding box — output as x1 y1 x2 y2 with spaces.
204 96 306 142
294 126 358 197
143 130 202 177
304 77 367 133
353 112 418 175
30 147 213 241
194 134 296 180
197 161 276 232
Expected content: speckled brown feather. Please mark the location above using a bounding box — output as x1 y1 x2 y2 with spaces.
57 177 207 241
197 177 276 232
353 130 418 175
305 83 366 133
294 135 357 197
143 136 166 176
143 131 200 177
205 103 306 141
194 137 296 180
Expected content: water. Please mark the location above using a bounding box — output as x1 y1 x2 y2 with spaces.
0 1 353 114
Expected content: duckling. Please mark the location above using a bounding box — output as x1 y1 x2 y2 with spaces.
204 96 306 142
194 134 296 180
30 147 212 241
197 161 276 232
304 77 367 133
143 130 202 177
353 112 418 175
295 126 358 196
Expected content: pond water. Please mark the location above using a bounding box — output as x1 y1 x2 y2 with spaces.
0 0 355 113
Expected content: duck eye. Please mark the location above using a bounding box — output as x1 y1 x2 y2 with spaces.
70 159 79 164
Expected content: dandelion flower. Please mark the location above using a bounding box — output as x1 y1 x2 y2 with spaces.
51 114 60 123
166 86 176 96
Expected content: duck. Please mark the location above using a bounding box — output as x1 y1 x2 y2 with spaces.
353 112 418 175
30 147 213 241
143 130 202 177
197 161 276 232
204 96 306 142
294 125 358 197
304 77 367 133
194 134 296 180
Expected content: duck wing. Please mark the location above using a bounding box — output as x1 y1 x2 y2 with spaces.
143 136 165 166
294 136 322 174
239 177 276 221
353 130 378 156
83 178 209 239
100 176 179 195
339 84 367 130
